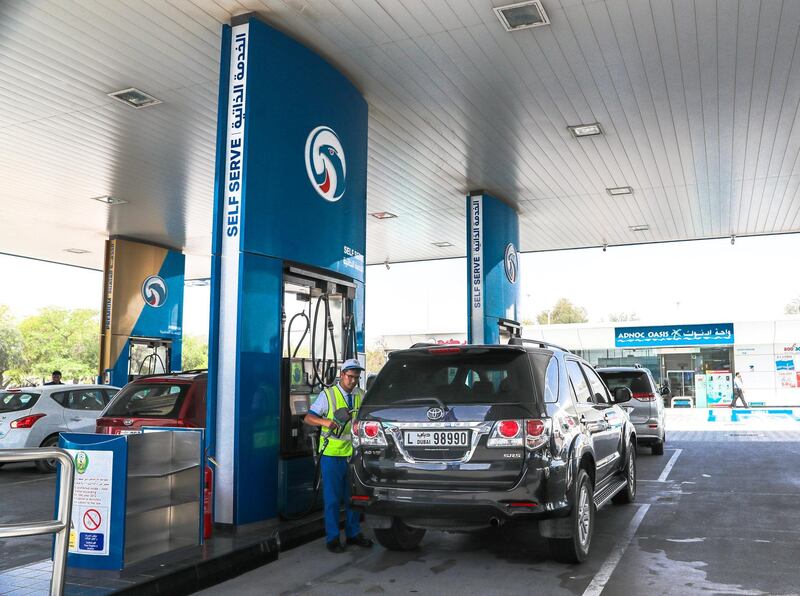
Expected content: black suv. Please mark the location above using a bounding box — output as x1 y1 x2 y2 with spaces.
350 340 637 563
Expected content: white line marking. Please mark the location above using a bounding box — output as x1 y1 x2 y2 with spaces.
657 448 682 482
582 504 650 596
3 477 52 487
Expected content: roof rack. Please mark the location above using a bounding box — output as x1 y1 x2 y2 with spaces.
508 338 571 353
410 342 436 349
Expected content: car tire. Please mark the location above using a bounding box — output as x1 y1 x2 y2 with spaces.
373 518 426 551
549 469 594 563
651 440 665 456
35 435 59 473
612 443 637 504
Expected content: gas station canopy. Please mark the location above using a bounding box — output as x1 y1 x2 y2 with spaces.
2 0 800 279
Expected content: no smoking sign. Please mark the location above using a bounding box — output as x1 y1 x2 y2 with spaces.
83 508 102 531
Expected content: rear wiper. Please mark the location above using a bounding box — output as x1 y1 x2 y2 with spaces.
370 396 448 410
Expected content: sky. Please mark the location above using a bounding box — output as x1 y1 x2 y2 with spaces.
0 233 798 344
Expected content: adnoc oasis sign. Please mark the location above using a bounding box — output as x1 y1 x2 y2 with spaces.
614 323 735 348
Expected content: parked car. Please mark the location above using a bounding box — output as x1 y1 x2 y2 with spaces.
0 384 120 472
350 339 637 563
95 370 207 434
596 365 666 455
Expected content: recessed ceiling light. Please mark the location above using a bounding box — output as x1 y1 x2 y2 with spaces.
568 123 603 138
90 195 127 205
370 212 397 220
185 278 211 287
494 1 550 32
629 224 650 232
64 248 90 254
432 241 453 248
606 186 633 196
107 87 162 109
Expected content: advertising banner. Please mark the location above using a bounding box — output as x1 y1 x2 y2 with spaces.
614 323 734 348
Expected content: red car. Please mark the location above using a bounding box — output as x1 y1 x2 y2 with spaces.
96 371 207 434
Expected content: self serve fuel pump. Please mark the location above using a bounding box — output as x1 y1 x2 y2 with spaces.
278 265 360 518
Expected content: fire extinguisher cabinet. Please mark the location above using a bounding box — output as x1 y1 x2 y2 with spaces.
58 428 204 571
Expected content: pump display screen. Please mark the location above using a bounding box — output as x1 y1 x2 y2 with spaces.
290 394 310 416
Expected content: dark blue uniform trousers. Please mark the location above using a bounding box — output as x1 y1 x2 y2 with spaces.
321 455 361 543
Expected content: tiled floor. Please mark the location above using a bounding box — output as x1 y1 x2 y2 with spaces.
0 514 319 595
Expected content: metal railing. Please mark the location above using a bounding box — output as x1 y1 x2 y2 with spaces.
0 448 74 596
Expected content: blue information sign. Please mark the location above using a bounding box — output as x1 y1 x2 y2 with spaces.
614 323 734 348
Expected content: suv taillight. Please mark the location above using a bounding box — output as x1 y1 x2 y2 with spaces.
632 392 656 401
488 419 550 450
352 420 388 447
10 413 46 429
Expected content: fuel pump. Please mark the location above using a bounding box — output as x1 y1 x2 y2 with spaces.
497 318 521 344
128 338 172 381
279 265 359 518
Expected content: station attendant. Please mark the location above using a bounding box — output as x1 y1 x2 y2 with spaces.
304 359 373 553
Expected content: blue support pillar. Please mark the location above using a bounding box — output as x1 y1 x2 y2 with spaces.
467 192 520 345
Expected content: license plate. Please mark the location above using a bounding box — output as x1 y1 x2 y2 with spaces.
404 430 470 447
119 430 141 435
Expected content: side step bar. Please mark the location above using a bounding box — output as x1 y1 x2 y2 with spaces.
594 478 627 509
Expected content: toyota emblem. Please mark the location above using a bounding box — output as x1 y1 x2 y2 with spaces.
123 419 133 426
426 407 444 421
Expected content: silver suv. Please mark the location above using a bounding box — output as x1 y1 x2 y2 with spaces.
0 384 119 472
596 366 665 455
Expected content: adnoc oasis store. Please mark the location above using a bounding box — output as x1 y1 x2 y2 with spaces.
524 319 800 407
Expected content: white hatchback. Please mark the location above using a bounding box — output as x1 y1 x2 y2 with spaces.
0 384 120 472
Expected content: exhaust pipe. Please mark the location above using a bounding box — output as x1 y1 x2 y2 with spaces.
489 517 502 528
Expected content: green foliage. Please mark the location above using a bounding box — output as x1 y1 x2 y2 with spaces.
536 298 588 325
608 312 640 322
786 297 800 315
182 335 208 370
366 339 388 373
17 307 100 383
0 305 24 387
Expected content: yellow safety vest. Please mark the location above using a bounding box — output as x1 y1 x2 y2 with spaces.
320 385 363 457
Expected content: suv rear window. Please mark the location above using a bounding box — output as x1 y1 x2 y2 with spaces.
0 392 40 412
367 350 535 406
104 384 188 418
597 371 652 394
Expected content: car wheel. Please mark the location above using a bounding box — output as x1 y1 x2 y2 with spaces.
35 435 59 473
613 443 637 504
651 440 664 456
549 469 594 563
373 518 426 551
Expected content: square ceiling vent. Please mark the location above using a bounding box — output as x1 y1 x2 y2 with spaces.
494 1 550 32
107 87 162 109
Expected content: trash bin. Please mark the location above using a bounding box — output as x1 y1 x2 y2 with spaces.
58 428 203 570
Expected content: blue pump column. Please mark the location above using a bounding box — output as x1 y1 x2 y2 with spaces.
208 15 367 525
467 192 520 345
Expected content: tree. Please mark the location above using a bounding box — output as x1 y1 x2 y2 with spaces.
609 312 640 322
182 335 208 370
786 297 800 315
537 298 588 325
366 338 388 373
0 305 24 387
18 308 100 382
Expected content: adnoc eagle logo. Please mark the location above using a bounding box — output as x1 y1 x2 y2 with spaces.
504 243 519 284
305 126 347 202
141 275 168 308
